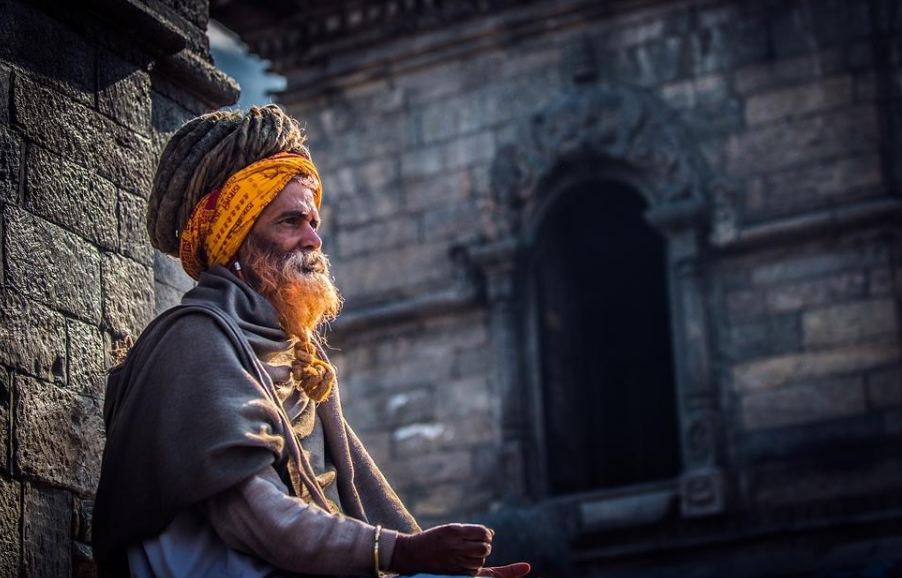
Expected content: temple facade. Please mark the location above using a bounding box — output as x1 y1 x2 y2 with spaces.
0 0 900 575
212 0 902 576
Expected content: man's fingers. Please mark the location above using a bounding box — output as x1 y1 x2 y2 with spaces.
461 542 491 558
460 524 493 543
477 562 532 578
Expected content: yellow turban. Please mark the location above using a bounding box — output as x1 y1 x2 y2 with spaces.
179 152 322 280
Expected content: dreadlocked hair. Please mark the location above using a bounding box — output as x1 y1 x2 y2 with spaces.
147 104 311 256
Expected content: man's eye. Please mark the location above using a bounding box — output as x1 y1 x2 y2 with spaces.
310 220 320 230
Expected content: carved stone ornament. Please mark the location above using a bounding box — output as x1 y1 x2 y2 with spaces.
488 83 707 242
680 468 726 518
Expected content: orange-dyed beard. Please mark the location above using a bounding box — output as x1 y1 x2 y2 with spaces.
240 233 343 341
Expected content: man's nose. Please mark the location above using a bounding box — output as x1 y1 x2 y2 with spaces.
300 225 322 251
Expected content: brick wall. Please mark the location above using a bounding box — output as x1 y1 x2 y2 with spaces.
0 1 233 575
275 0 902 530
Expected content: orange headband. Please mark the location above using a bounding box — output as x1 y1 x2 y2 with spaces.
179 152 322 280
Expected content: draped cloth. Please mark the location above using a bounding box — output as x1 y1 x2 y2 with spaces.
92 266 420 577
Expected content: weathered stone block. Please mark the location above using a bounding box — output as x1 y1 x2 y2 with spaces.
744 153 883 221
0 290 67 382
868 366 902 409
603 36 686 87
332 241 453 301
23 483 71 578
0 65 10 125
771 0 870 59
16 376 104 494
354 157 399 193
0 1 94 105
750 241 889 286
119 190 152 265
690 17 769 75
387 450 473 489
334 185 402 228
420 98 460 144
25 146 118 250
400 145 444 181
74 496 93 544
101 252 154 338
749 457 902 508
66 318 108 399
458 86 510 135
153 280 183 316
741 376 866 431
451 346 491 380
392 422 455 456
443 131 495 171
13 75 154 196
0 475 21 577
732 342 900 393
4 206 102 322
398 60 465 107
745 76 853 126
98 52 152 134
726 105 878 176
403 169 471 212
733 43 870 96
727 314 801 362
0 124 21 204
0 370 8 472
418 199 481 245
337 215 419 259
802 298 898 348
660 74 729 110
724 289 766 324
150 90 193 136
370 313 487 368
410 480 494 519
764 270 867 313
600 16 668 49
869 267 894 297
153 250 195 293
385 388 435 427
72 539 95 578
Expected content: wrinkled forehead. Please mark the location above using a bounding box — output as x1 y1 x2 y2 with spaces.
263 179 319 217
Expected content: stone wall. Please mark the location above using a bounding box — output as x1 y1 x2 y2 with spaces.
270 0 902 550
0 0 234 575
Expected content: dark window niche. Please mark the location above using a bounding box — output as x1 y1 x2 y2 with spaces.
532 179 681 495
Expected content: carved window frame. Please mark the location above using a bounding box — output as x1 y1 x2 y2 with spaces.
472 84 726 520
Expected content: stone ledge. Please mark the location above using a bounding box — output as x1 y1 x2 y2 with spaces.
713 197 902 255
82 0 187 56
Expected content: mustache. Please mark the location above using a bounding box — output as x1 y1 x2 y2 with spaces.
280 250 328 275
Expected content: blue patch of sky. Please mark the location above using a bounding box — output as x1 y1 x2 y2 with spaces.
208 20 287 110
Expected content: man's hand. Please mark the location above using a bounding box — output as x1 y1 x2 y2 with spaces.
477 562 532 578
390 523 495 576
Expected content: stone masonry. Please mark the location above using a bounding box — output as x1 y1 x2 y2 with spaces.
0 0 236 576
212 0 902 575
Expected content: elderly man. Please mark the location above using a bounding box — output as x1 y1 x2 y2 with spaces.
92 105 531 578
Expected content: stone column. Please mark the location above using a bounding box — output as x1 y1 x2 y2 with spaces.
471 239 532 504
647 198 727 517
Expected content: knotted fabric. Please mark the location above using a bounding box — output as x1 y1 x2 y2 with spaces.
179 152 322 280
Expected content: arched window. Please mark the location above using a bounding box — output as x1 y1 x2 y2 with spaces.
531 179 681 495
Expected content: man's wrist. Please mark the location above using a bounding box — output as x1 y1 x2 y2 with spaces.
377 527 399 575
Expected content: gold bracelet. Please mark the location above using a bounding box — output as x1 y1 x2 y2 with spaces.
373 524 387 578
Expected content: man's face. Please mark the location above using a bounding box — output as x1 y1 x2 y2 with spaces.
237 178 342 337
246 178 323 256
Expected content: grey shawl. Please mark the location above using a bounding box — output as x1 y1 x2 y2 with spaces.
92 265 420 577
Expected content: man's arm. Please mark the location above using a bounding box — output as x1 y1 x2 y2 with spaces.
204 465 397 576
